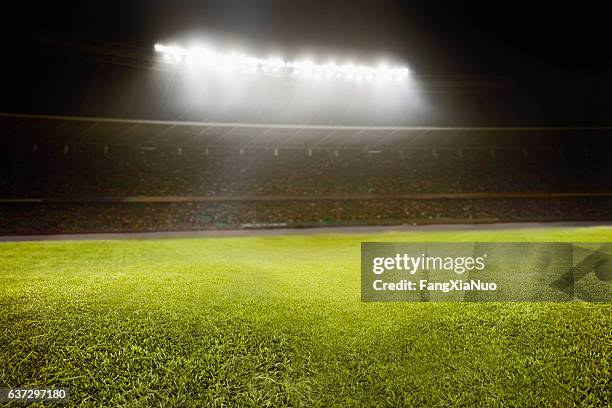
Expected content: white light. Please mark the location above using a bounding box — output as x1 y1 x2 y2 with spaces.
294 60 315 77
244 57 259 72
322 63 337 79
154 43 410 84
262 57 285 73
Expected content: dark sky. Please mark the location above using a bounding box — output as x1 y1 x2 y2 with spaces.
1 1 611 124
5 0 611 76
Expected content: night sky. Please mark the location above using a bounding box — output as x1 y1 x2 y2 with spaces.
1 1 611 124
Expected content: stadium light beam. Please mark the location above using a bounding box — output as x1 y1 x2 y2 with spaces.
154 43 411 84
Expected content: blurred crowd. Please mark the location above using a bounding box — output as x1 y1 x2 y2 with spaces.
1 198 610 234
1 144 610 234
1 144 607 198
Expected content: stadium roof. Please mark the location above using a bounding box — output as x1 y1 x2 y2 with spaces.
1 112 611 148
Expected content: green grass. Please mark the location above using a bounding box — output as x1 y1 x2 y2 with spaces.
0 227 611 407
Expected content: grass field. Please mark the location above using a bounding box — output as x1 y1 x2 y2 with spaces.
1 226 611 407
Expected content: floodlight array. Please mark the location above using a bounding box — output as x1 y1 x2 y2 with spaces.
154 44 410 83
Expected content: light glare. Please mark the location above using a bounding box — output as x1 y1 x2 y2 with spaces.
154 43 410 84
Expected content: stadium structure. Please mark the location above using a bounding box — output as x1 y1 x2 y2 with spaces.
1 109 611 235
1 37 609 238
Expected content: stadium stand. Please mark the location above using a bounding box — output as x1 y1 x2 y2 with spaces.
1 114 610 234
2 142 609 197
1 198 611 235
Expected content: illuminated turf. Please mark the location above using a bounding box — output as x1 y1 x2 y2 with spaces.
1 227 610 406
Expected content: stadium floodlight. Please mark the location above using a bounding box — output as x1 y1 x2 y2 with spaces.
154 43 410 84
